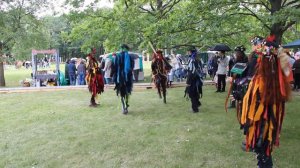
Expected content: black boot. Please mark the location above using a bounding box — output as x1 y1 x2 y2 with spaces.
193 108 199 113
121 97 128 115
229 100 236 108
257 153 273 168
163 91 167 104
122 107 128 115
89 97 98 107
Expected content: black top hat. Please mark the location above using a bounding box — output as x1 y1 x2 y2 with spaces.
120 44 130 50
234 45 246 52
188 46 197 52
264 35 279 48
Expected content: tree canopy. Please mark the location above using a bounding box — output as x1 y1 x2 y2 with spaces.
65 0 300 53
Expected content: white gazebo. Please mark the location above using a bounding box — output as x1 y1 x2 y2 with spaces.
31 49 60 87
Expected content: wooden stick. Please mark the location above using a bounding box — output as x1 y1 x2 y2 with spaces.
148 41 157 55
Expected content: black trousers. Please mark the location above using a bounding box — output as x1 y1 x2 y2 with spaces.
189 91 200 112
217 74 226 91
294 73 300 89
133 70 139 82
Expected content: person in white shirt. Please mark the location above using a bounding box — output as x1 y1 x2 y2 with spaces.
133 57 140 82
174 54 184 82
216 51 229 92
103 57 112 85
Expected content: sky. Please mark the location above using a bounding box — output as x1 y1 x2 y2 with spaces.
38 0 114 17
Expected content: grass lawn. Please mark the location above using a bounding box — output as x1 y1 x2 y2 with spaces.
0 85 299 168
3 66 32 87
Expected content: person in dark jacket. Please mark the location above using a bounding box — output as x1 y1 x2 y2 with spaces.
185 47 203 113
68 60 77 85
293 59 300 91
77 60 86 85
65 59 70 85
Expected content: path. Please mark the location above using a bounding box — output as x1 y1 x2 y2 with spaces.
0 81 215 94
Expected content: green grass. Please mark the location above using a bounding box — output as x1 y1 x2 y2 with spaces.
3 64 63 88
0 86 299 168
4 66 32 87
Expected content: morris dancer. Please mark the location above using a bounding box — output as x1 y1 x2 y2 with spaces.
86 48 104 107
185 47 203 113
240 35 291 167
114 44 134 114
151 50 172 104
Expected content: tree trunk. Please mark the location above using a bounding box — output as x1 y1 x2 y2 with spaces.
269 0 284 44
272 29 283 45
0 61 6 87
270 23 284 44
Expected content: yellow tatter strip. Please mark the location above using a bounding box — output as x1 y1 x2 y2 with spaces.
241 81 253 124
263 122 269 141
257 77 265 102
254 103 264 121
268 119 274 143
248 124 255 146
248 81 260 121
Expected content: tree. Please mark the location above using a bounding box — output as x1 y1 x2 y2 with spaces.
193 0 300 44
0 0 50 86
66 0 299 55
42 15 77 60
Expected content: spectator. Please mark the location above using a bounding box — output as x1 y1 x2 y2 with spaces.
207 56 214 78
174 54 184 82
216 51 229 92
167 55 175 87
77 60 86 85
133 56 140 82
211 54 218 82
43 55 49 68
293 59 300 91
228 55 235 76
68 60 77 85
65 59 70 85
104 56 112 85
110 53 117 84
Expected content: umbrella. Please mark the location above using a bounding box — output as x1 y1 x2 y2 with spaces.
282 39 300 48
210 44 231 51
